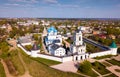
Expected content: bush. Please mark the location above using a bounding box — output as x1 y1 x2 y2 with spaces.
79 60 92 73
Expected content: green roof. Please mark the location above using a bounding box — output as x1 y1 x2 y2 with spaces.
110 41 117 48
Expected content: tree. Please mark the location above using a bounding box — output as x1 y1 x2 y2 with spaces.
78 60 92 73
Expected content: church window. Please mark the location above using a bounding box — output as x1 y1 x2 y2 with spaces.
79 37 81 41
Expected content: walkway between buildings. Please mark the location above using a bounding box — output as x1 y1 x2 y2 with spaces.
83 37 109 51
51 61 89 77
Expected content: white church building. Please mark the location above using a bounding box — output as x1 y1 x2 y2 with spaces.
45 26 65 56
17 26 118 62
70 29 89 61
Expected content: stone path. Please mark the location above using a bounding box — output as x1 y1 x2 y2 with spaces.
102 73 112 77
51 61 89 77
113 55 120 61
51 61 78 73
92 68 102 77
106 65 120 77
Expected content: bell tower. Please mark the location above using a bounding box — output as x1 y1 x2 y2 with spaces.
74 30 83 46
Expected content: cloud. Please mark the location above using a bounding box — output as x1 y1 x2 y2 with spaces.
50 4 80 8
43 0 58 4
8 0 38 3
4 3 34 8
5 3 20 6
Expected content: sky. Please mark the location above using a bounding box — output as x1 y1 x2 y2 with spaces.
0 0 120 18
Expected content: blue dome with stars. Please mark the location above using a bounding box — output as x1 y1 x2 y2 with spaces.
47 26 57 33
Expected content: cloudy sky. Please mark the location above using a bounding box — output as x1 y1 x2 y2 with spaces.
0 0 120 18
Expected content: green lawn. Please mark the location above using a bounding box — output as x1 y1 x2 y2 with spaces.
10 50 25 75
18 48 61 66
0 49 25 76
86 43 102 53
106 59 120 66
95 55 114 60
101 61 112 67
18 48 82 77
0 61 6 77
78 70 98 77
91 61 110 75
31 57 61 66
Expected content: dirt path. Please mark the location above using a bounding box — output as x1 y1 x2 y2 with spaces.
0 59 13 77
0 49 32 77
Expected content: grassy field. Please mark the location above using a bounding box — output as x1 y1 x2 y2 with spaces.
78 69 98 77
31 57 61 66
106 59 120 66
18 48 82 77
91 61 110 75
86 43 102 53
18 48 61 66
101 61 112 67
95 55 114 60
0 49 25 76
10 50 25 75
0 61 6 77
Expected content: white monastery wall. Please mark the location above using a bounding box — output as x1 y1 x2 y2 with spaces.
89 50 112 58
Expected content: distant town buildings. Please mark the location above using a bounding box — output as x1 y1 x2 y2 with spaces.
17 20 39 26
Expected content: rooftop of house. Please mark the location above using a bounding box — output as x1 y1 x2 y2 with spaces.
50 44 63 51
53 39 60 43
18 35 32 43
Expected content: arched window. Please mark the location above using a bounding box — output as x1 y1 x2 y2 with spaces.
79 37 81 41
76 56 78 60
81 56 82 60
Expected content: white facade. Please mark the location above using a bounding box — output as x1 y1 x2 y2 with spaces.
48 44 66 56
70 30 86 54
110 48 117 55
70 29 89 61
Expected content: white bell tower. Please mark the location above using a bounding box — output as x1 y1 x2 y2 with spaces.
74 30 83 46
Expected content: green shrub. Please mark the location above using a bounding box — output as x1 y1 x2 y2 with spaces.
79 60 92 73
